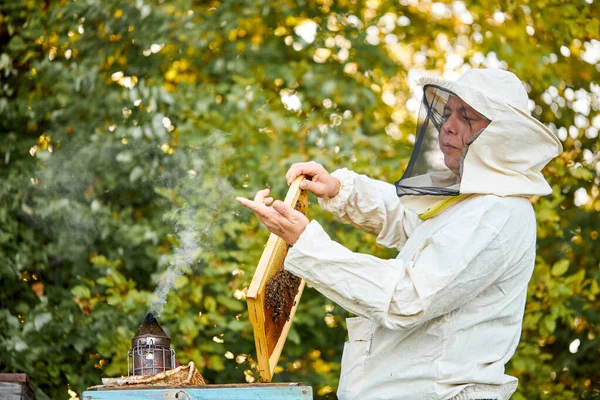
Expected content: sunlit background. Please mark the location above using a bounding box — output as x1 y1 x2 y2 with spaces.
0 0 598 399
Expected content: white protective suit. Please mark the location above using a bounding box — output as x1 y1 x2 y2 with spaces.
284 69 563 400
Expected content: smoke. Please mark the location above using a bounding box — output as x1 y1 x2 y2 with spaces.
145 171 235 316
27 132 235 308
144 135 235 316
146 207 199 317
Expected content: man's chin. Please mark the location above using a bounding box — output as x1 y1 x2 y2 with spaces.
443 159 460 176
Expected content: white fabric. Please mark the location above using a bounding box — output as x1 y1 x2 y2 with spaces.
282 69 561 399
286 170 534 399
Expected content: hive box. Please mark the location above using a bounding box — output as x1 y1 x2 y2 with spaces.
82 383 313 399
0 374 34 400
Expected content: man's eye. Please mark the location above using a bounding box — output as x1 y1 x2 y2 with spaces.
442 114 451 120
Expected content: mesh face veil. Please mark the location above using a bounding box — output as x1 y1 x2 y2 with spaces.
395 85 491 197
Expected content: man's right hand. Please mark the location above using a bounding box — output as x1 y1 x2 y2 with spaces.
286 161 341 199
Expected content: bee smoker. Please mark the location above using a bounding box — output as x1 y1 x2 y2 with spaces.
127 313 176 376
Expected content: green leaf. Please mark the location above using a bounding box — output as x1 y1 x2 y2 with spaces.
287 326 301 344
227 319 248 331
14 338 28 352
34 313 52 331
71 285 91 298
551 259 570 277
570 167 593 180
216 295 244 312
542 315 556 334
8 36 26 51
204 296 217 312
208 354 225 372
73 338 87 354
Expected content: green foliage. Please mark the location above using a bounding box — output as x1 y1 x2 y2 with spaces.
0 0 598 399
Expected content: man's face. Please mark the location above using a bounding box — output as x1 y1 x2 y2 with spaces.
439 95 490 176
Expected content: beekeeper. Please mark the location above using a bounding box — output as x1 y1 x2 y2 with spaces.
236 68 562 400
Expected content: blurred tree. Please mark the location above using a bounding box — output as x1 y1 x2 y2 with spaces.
0 0 598 399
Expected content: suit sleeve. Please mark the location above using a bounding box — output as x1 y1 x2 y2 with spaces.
318 168 422 250
284 208 511 330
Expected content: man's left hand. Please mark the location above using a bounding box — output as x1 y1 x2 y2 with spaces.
236 188 309 245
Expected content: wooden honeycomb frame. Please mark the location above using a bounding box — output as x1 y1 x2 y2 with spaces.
246 176 308 382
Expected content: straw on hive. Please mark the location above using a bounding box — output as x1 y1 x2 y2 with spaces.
100 361 206 387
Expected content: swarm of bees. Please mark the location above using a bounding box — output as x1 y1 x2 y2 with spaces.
265 269 301 324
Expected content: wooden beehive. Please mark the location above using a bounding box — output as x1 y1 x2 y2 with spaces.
83 383 313 399
246 176 308 382
0 373 34 400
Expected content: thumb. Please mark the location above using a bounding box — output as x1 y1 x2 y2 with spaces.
272 200 292 219
300 179 325 196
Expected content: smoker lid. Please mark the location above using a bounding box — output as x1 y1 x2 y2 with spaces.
132 313 171 347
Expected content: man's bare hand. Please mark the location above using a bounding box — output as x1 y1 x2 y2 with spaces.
285 161 340 198
236 188 309 245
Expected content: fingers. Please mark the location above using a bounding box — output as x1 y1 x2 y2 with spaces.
272 200 290 218
237 187 304 227
286 161 324 185
236 195 269 216
237 193 292 221
253 188 270 203
235 196 249 205
299 179 318 192
236 187 271 210
238 192 309 245
235 196 260 213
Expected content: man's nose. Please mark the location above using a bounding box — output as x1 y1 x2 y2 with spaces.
442 114 460 135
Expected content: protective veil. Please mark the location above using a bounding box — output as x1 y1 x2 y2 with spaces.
395 85 490 197
284 69 562 400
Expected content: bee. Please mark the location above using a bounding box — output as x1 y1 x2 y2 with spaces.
265 269 301 324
